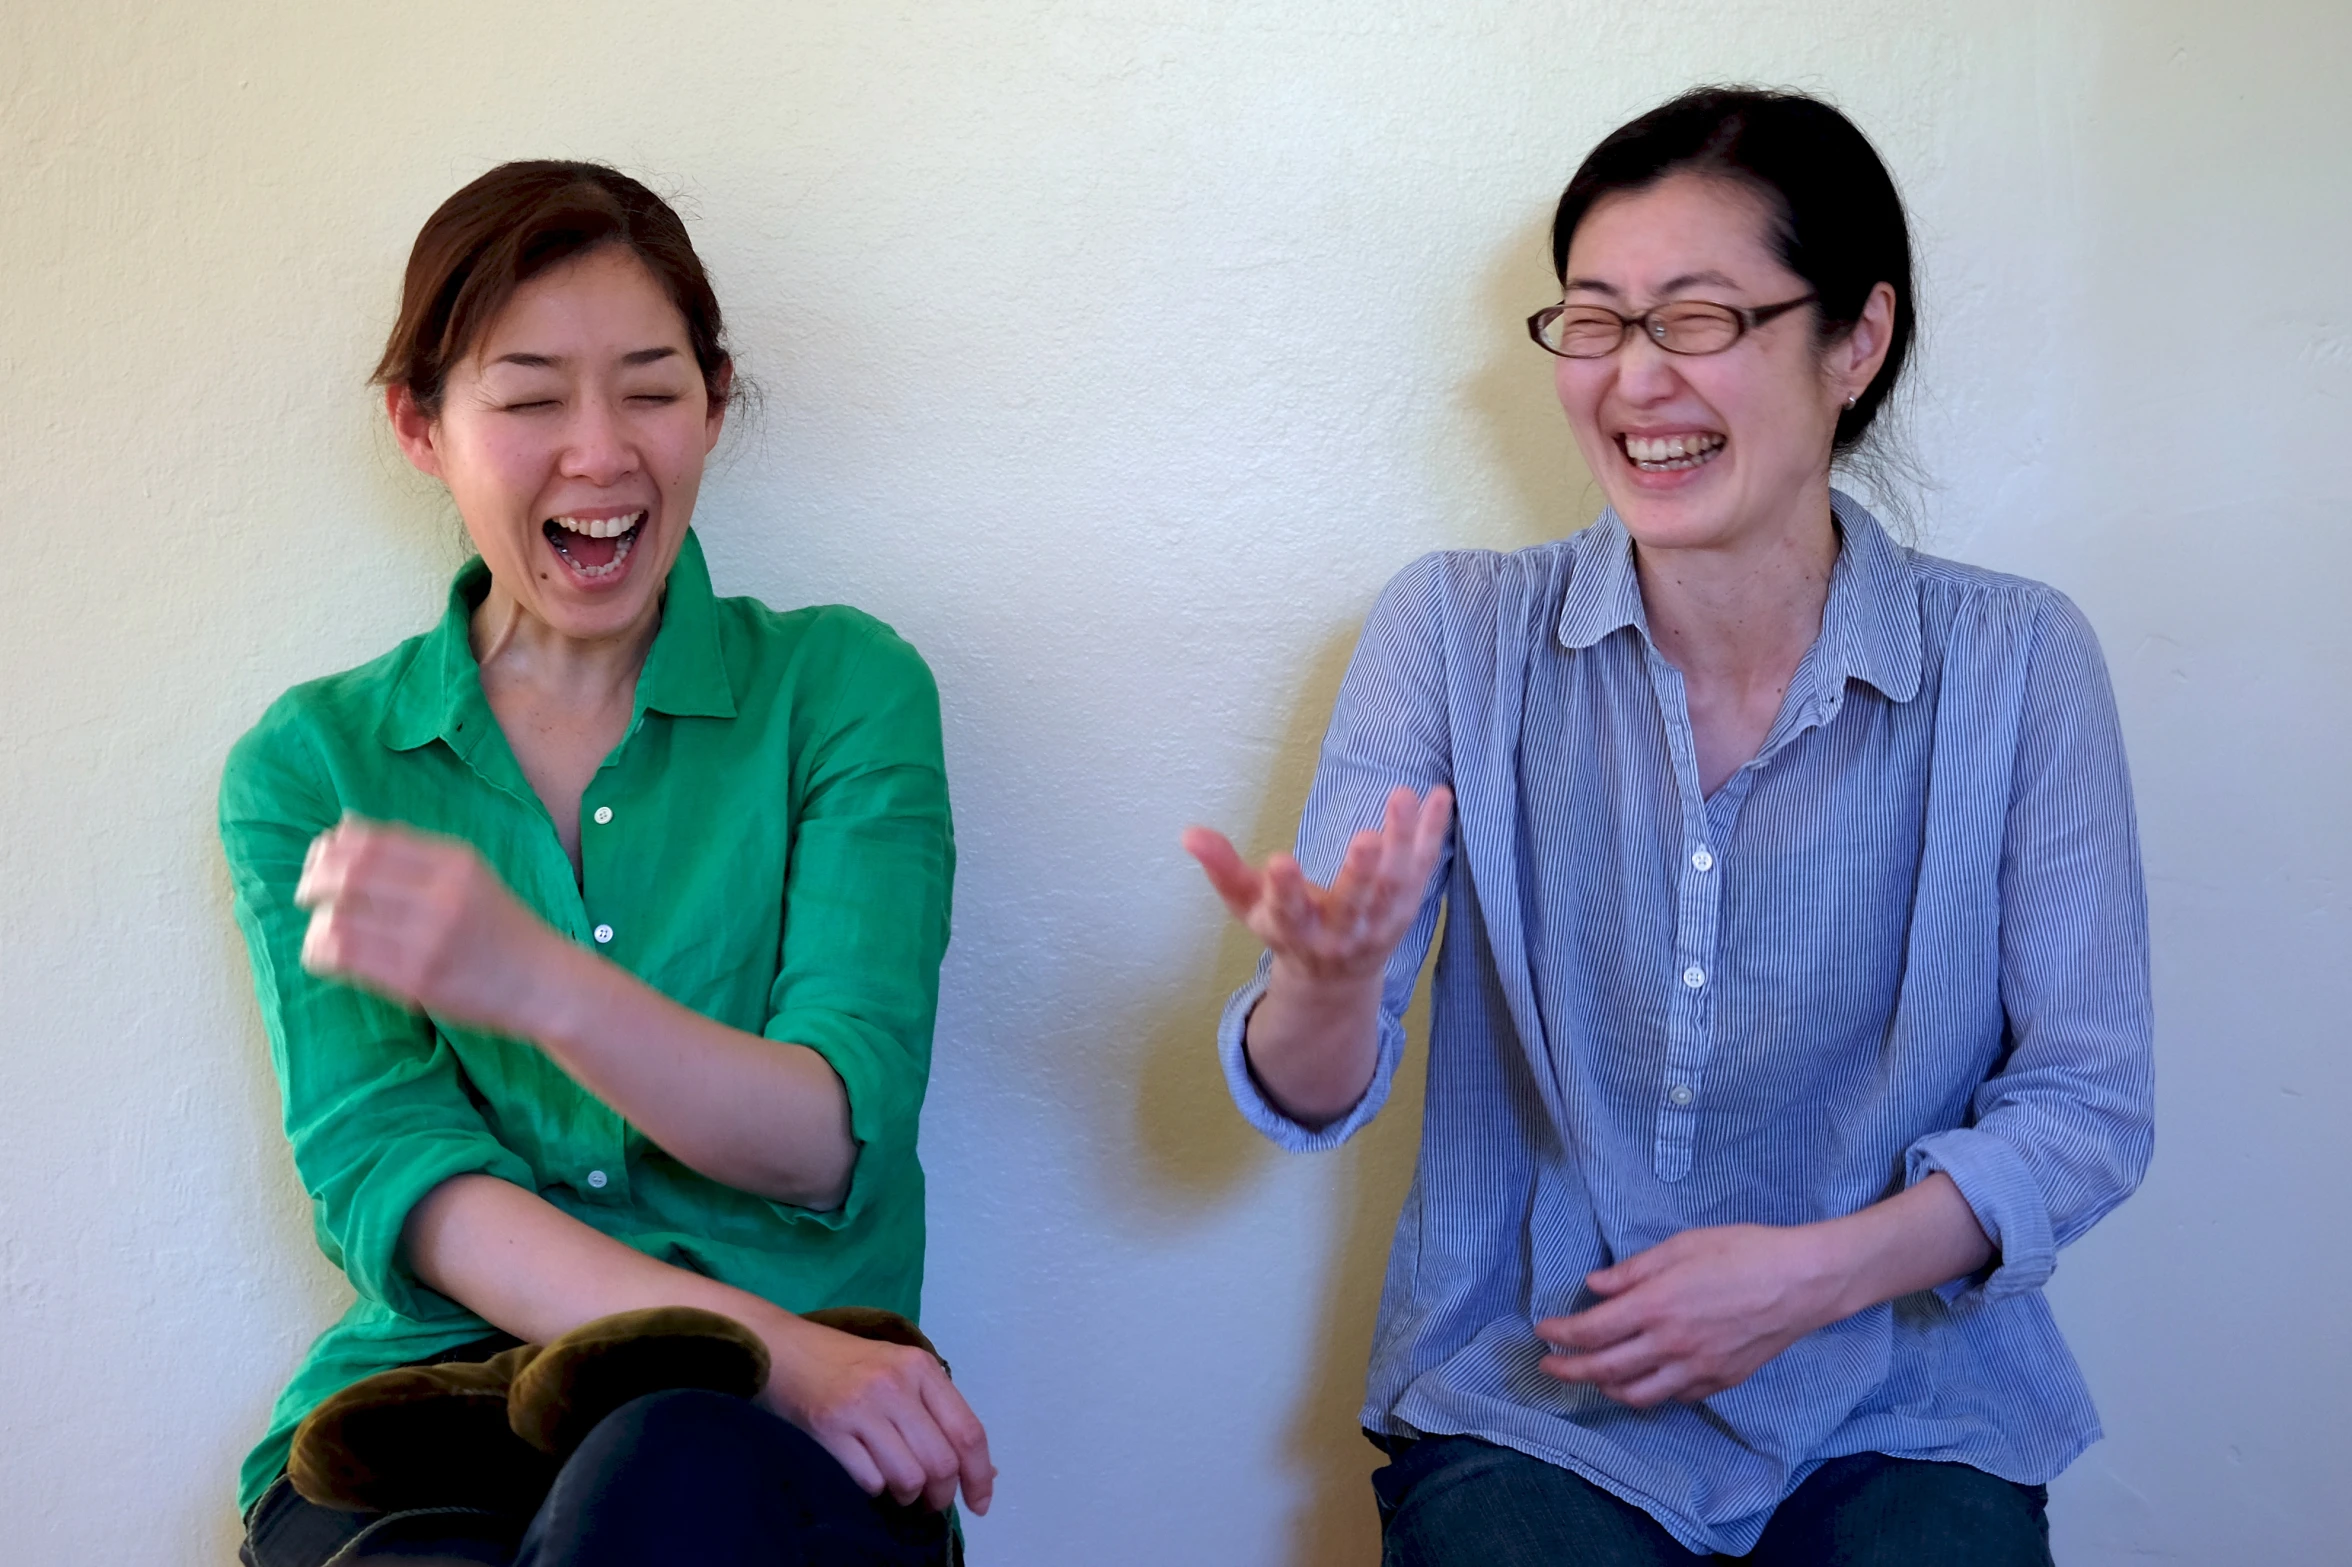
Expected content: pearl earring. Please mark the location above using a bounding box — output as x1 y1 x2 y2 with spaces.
1843 394 1858 410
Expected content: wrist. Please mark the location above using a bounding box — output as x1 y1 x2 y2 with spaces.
1264 955 1384 1018
509 930 608 1050
1804 1210 1888 1322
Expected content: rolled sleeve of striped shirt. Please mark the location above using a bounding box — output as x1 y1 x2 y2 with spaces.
1217 557 1457 1151
1216 494 2154 1556
1908 592 2154 1305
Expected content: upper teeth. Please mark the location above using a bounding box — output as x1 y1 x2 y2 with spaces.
1624 435 1724 464
550 512 644 539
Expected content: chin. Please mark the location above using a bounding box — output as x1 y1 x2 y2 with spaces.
1602 487 1737 551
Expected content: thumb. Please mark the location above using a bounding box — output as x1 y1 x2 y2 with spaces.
1182 827 1263 916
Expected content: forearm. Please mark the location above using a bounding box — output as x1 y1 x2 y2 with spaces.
1241 960 1385 1128
1815 1171 1994 1317
518 941 856 1208
402 1172 843 1388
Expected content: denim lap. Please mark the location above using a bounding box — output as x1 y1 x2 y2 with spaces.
1372 1434 2053 1567
1374 1435 1695 1567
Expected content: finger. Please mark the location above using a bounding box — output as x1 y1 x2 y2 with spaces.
296 827 357 910
1181 827 1265 918
819 1431 889 1498
299 907 346 976
1586 1244 1668 1296
918 1373 995 1515
1261 853 1320 942
301 914 414 997
1363 787 1439 921
1541 1332 1666 1391
855 1418 931 1507
885 1405 962 1514
1537 1294 1646 1353
1369 785 1421 878
1403 785 1454 879
1325 829 1387 931
1600 1360 1696 1410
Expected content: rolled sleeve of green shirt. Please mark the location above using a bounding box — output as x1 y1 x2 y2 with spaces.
762 618 954 1228
221 713 536 1322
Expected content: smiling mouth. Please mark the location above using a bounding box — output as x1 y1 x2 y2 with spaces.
1620 433 1726 472
543 511 646 580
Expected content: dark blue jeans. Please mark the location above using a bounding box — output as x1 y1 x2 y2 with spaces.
241 1389 954 1567
1370 1432 2053 1566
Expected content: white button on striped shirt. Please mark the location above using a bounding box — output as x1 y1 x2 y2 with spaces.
1217 494 2153 1555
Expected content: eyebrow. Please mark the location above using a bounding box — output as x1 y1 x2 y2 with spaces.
1562 269 1742 298
488 346 682 369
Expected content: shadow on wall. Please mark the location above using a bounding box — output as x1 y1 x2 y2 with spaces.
1127 626 1433 1567
1126 212 1591 1566
1465 209 1606 552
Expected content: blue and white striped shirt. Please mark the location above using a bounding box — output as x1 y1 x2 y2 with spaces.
1218 494 2153 1556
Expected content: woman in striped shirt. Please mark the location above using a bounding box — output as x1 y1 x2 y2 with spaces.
1187 87 2150 1565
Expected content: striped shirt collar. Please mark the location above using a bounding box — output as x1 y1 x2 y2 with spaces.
1554 489 1924 705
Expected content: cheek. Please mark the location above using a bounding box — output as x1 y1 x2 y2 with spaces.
445 423 551 511
650 417 713 491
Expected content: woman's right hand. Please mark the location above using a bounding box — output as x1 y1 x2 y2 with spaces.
761 1312 994 1515
1182 784 1453 989
1182 785 1452 1125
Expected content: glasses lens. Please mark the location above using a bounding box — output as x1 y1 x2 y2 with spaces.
1652 303 1741 354
1549 307 1626 358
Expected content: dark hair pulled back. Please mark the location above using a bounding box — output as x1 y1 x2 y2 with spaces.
1552 87 1915 457
374 161 732 416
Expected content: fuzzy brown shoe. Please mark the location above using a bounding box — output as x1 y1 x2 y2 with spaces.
505 1306 772 1459
287 1343 551 1514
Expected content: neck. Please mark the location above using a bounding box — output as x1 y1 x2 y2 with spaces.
1631 485 1839 689
468 582 662 711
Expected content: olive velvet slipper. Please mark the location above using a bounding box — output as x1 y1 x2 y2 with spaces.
287 1342 550 1514
288 1303 945 1514
505 1306 772 1458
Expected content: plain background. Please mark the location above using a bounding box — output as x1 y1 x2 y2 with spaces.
2 1 2346 1562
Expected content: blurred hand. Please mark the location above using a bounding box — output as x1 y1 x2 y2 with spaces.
295 816 566 1036
764 1315 995 1515
1182 785 1452 992
1535 1224 1849 1408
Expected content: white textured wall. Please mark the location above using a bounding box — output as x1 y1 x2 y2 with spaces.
3 3 2344 1562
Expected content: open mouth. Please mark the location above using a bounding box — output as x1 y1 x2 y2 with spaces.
1619 433 1726 473
542 511 647 582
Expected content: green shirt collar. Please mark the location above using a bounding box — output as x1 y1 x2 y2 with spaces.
379 527 736 754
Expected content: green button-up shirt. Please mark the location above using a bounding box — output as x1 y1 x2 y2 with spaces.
220 530 953 1513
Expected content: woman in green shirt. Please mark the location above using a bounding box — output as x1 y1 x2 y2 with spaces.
224 161 989 1566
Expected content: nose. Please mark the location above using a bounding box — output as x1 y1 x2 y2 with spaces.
1612 332 1685 404
558 392 639 487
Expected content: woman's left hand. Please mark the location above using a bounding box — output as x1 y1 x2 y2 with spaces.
1535 1223 1851 1408
296 816 568 1037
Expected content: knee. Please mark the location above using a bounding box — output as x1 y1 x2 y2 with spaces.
568 1387 810 1493
597 1386 770 1450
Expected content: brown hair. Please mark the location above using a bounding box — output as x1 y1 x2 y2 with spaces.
373 161 732 416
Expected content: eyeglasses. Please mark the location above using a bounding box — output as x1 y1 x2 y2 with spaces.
1526 294 1818 359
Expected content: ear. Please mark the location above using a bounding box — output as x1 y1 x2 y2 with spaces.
703 360 733 454
1834 282 1899 407
385 383 446 480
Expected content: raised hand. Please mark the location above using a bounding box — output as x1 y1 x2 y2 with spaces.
1182 785 1452 1126
1182 784 1453 988
295 815 567 1037
763 1313 995 1515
